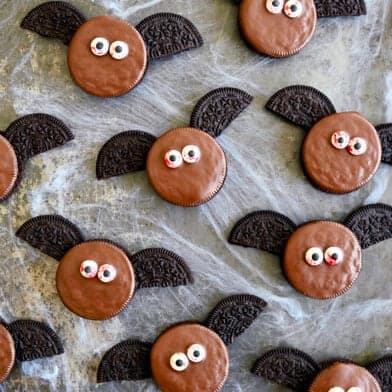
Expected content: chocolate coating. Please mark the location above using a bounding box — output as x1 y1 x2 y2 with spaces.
146 128 227 206
238 0 317 57
151 323 229 392
0 135 18 201
0 324 15 383
56 241 135 320
283 221 362 299
67 16 147 97
302 112 382 193
309 362 381 392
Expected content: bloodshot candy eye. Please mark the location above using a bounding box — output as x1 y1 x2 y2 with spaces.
80 260 98 278
331 131 350 149
266 0 284 14
164 150 183 168
90 37 109 56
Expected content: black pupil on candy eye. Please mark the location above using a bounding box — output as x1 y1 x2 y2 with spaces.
115 46 122 53
338 137 344 144
188 150 195 157
103 270 110 277
84 266 91 273
272 0 280 6
332 253 338 260
193 350 200 357
290 4 297 12
169 155 176 162
176 359 183 367
96 42 104 50
354 143 362 150
312 253 319 261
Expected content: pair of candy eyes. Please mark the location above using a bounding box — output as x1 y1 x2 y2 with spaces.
266 0 303 18
170 344 207 372
80 260 116 283
331 131 367 155
305 247 344 266
164 145 201 169
329 387 362 392
90 37 129 60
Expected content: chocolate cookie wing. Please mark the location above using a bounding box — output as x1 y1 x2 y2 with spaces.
366 355 392 390
190 87 253 138
229 211 296 255
131 248 193 289
266 85 336 129
97 340 152 383
6 320 64 361
21 1 86 45
4 113 74 166
376 124 392 164
136 13 203 61
204 294 267 345
96 131 156 179
314 0 367 18
344 204 392 249
252 347 320 391
16 215 84 260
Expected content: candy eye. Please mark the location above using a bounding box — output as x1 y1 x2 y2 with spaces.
109 41 129 60
266 0 284 13
305 247 323 266
170 353 189 372
90 37 109 56
164 150 183 169
80 260 98 278
328 388 345 392
97 264 117 283
187 344 206 363
284 0 303 18
331 131 350 149
324 247 344 266
347 137 367 156
347 388 362 392
182 145 201 164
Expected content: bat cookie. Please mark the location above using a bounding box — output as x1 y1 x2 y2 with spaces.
16 215 193 320
252 347 392 391
0 114 73 202
238 0 366 57
0 317 63 383
266 85 392 193
97 294 267 391
229 204 392 299
96 87 252 206
21 1 203 98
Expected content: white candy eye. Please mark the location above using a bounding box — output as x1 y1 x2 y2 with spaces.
284 0 303 18
328 388 345 392
80 260 98 278
331 131 350 149
109 41 129 60
305 247 323 266
266 0 284 13
347 387 362 392
164 150 183 169
187 344 206 363
170 353 189 372
97 264 117 283
90 37 109 56
182 145 201 164
347 137 367 156
324 247 344 266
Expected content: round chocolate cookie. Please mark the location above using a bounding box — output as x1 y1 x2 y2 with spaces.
67 16 147 97
302 112 382 193
238 0 317 57
146 128 227 206
283 221 362 299
151 323 229 392
309 362 382 392
0 324 15 383
56 241 135 320
0 135 18 201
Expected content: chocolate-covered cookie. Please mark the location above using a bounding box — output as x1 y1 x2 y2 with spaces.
252 347 391 392
229 204 392 299
0 318 63 384
0 114 73 201
237 0 366 57
22 2 203 97
17 215 193 320
97 294 267 391
96 87 252 206
266 85 391 193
